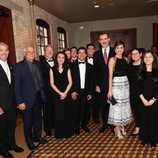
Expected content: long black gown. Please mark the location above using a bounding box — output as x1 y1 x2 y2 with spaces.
138 71 158 144
52 67 73 138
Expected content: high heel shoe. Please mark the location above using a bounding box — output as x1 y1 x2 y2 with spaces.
121 127 126 136
114 128 124 139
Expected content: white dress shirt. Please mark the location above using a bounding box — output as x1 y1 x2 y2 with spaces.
87 56 93 65
78 60 86 89
0 60 11 84
102 46 110 58
46 58 54 67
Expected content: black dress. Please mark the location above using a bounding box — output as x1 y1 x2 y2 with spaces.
128 63 141 128
138 72 158 144
52 67 73 138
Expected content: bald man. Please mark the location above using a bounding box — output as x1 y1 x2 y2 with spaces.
14 45 47 151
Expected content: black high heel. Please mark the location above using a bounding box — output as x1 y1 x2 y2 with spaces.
151 143 156 149
140 142 145 147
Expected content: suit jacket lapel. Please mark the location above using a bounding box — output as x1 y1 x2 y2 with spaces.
0 64 11 85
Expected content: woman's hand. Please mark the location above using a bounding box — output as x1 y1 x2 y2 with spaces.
107 90 112 100
148 99 156 106
60 92 67 100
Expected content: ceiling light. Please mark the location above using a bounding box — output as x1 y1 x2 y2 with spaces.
94 5 100 8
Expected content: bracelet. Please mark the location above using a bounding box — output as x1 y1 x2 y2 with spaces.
152 97 156 101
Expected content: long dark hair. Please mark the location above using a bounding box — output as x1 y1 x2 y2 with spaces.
54 51 68 69
138 51 158 82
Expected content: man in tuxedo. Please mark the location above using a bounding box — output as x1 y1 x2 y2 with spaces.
70 47 78 62
39 45 54 136
14 45 47 151
70 47 94 134
93 33 115 133
86 43 95 123
0 42 24 158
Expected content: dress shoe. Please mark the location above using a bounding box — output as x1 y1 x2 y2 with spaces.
0 151 14 158
82 127 90 133
140 142 145 148
99 126 107 133
45 130 52 136
75 129 80 135
8 145 24 153
34 137 48 144
151 143 156 149
27 143 37 151
131 133 139 136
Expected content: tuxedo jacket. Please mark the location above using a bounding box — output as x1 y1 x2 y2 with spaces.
0 64 14 111
39 56 53 96
93 47 115 93
70 61 94 96
14 60 46 109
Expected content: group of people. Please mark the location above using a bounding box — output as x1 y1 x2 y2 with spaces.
1 32 158 158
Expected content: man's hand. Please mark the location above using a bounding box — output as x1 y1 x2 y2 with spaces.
0 107 4 115
18 103 26 110
71 92 78 100
96 86 101 93
87 95 92 101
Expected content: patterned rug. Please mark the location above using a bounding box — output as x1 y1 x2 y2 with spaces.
28 120 158 158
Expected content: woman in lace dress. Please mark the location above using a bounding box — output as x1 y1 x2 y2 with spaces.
107 41 132 139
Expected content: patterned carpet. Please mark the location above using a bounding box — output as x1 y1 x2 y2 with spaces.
28 120 158 158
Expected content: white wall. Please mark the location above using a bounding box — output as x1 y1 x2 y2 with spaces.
69 15 158 50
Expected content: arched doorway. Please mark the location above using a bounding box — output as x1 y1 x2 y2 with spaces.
0 5 16 64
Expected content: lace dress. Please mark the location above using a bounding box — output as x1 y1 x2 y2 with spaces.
108 58 132 126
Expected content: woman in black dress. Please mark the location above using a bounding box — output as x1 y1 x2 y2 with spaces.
50 51 73 138
137 51 158 148
128 48 142 136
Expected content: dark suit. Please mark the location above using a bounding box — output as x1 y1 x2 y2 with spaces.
14 59 46 145
70 61 94 130
39 56 54 133
0 64 16 152
93 47 115 127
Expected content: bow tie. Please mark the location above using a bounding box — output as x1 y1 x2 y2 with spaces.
47 59 53 62
88 56 93 59
78 61 85 64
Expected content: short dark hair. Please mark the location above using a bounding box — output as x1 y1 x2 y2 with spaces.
86 43 95 49
77 47 87 54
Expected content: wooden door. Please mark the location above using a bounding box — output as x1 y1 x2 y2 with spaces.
0 5 16 64
90 28 136 53
153 23 158 47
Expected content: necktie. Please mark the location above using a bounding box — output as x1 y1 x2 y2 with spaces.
31 63 41 91
78 61 85 64
88 56 93 59
47 59 53 62
104 49 108 64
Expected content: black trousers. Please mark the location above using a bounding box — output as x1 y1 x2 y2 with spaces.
93 92 109 127
43 92 54 132
72 89 89 130
22 92 42 145
130 93 141 128
0 108 16 152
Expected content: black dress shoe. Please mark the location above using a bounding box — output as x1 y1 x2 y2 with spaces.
45 130 52 136
132 133 139 136
82 127 90 133
34 137 48 144
27 143 37 151
8 145 24 153
0 151 14 158
99 126 107 133
75 129 80 135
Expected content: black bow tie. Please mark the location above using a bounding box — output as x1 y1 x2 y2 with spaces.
47 59 53 62
88 56 93 59
78 61 85 64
